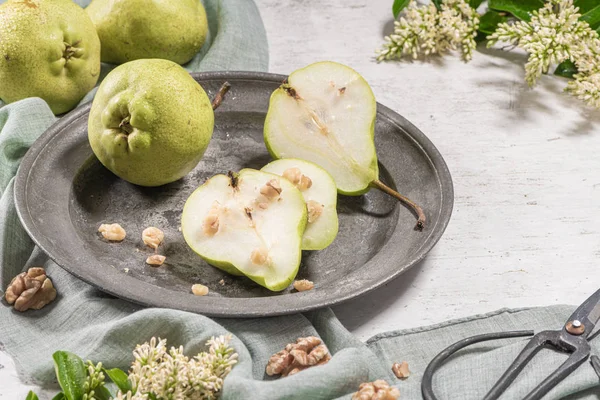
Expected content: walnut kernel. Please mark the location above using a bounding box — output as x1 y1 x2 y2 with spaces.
142 227 164 250
5 267 57 312
352 380 400 400
250 247 269 265
392 362 410 379
307 200 324 223
192 284 209 296
260 179 282 200
282 168 312 191
293 279 314 292
266 336 331 377
98 223 126 241
146 254 166 266
203 202 220 236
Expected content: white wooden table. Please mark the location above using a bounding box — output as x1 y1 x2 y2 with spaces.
3 0 600 396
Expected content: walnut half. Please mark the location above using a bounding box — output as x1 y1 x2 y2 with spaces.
352 380 400 400
4 267 57 312
266 336 331 377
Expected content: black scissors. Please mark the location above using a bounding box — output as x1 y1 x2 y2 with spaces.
422 288 600 400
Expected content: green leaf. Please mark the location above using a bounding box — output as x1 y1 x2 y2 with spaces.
52 351 87 400
392 0 410 19
469 0 485 9
580 5 600 30
478 10 508 35
51 393 66 400
104 368 132 394
488 0 544 21
575 0 599 14
94 386 113 400
25 391 39 400
432 0 442 11
554 60 578 78
148 394 158 400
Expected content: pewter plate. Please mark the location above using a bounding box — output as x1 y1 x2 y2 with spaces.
14 71 453 317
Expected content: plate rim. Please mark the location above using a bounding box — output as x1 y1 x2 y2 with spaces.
14 70 454 317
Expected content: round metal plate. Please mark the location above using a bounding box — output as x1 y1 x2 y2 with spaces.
14 71 453 317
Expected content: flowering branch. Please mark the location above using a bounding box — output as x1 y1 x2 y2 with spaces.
378 0 600 109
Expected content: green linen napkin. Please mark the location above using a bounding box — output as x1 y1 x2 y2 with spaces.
1 1 600 399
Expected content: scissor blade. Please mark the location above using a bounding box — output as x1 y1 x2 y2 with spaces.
566 288 600 339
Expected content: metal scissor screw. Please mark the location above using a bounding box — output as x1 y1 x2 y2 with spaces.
566 320 585 335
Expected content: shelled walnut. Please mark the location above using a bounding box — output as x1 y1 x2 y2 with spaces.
266 336 331 377
392 362 410 379
352 380 400 400
4 267 57 312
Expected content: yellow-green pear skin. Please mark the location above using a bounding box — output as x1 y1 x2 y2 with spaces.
88 59 214 187
86 0 209 65
0 0 101 114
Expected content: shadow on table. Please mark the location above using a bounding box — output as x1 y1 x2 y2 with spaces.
473 46 600 135
332 258 423 334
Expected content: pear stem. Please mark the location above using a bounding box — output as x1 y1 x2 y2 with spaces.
371 179 426 231
212 81 231 110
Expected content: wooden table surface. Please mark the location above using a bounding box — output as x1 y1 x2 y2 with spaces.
3 0 600 396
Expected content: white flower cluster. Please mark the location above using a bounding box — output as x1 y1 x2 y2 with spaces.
115 335 239 400
377 0 480 62
82 361 106 400
487 0 600 107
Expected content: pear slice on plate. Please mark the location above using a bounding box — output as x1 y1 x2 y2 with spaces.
262 159 338 250
181 169 307 291
264 61 425 229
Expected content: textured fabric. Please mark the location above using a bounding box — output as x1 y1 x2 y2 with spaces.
1 1 600 400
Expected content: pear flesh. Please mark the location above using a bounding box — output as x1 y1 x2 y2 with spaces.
264 61 378 195
264 61 426 229
262 159 339 250
181 169 307 291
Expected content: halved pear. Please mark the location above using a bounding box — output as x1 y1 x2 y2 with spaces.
262 159 338 250
264 61 425 229
181 169 307 291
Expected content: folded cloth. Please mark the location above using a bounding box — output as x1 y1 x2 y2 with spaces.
1 1 599 400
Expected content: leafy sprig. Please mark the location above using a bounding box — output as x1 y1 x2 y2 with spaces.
381 0 600 109
27 335 237 400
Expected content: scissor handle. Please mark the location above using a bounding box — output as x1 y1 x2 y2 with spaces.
421 330 534 400
484 331 590 400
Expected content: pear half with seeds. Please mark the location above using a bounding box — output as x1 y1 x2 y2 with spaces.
264 61 425 229
262 159 338 250
181 169 307 291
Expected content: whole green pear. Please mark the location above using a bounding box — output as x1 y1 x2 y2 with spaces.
88 59 214 187
86 0 209 65
0 0 101 114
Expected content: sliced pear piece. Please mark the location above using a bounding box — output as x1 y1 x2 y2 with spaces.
181 169 307 291
264 61 425 229
262 159 339 250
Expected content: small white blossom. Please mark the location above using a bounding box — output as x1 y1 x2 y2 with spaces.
377 0 479 62
487 0 598 86
117 335 238 400
82 361 105 400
